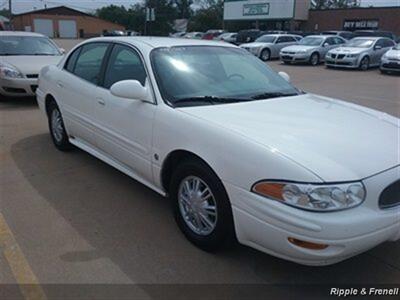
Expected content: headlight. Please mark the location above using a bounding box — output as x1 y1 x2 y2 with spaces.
346 54 360 58
0 63 24 79
252 181 366 212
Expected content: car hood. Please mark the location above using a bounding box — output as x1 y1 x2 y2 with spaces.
179 94 399 182
384 49 400 59
329 47 366 54
281 45 317 52
0 55 63 75
241 42 273 48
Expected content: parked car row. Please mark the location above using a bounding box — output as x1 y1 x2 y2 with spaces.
238 32 399 73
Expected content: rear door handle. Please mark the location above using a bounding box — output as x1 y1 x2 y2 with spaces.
57 81 64 88
97 98 105 106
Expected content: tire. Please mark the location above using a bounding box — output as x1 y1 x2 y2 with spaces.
260 49 271 61
380 69 387 74
359 56 370 71
309 52 319 66
170 158 235 252
47 101 72 151
283 61 291 65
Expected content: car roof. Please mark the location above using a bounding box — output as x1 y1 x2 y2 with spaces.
352 36 382 40
0 31 45 37
85 36 237 49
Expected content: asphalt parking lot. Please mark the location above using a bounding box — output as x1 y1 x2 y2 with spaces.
0 39 399 299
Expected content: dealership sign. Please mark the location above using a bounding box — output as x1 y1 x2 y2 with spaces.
224 0 295 20
343 19 379 30
243 3 270 16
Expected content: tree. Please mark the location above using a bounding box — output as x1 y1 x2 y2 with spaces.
189 0 223 31
311 0 360 9
174 0 193 19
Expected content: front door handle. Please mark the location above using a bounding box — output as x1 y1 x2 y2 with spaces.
56 81 64 88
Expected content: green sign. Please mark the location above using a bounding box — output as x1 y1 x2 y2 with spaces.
243 3 270 16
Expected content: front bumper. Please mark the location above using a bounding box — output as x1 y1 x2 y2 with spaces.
380 60 400 72
0 77 38 97
280 53 310 63
225 166 400 266
325 55 360 69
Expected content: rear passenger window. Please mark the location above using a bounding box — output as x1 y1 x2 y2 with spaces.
103 44 147 89
73 43 109 85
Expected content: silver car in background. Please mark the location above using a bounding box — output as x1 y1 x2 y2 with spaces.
380 43 400 74
240 34 300 61
326 37 395 70
0 31 64 97
217 32 237 44
280 35 347 66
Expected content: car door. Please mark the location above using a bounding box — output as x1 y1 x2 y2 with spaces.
58 42 111 147
320 37 337 57
94 43 156 184
371 39 387 65
274 36 293 57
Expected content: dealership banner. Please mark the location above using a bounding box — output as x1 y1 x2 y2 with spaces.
224 0 295 20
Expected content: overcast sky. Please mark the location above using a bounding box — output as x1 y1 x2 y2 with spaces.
2 0 400 14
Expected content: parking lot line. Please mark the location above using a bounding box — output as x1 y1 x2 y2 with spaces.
0 212 47 300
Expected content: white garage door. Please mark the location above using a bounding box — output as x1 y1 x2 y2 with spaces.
59 20 77 38
33 19 53 37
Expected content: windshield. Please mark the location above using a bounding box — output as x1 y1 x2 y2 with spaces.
345 39 374 48
299 37 324 46
151 46 299 106
255 35 276 43
0 36 61 55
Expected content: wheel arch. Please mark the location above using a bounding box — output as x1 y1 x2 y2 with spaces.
160 149 221 194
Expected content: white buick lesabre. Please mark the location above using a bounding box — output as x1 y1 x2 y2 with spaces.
36 37 400 266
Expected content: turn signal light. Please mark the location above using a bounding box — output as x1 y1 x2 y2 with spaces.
252 182 285 200
288 238 328 250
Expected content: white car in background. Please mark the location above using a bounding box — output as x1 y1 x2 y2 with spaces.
240 34 300 61
280 35 347 66
380 43 400 74
36 37 400 266
0 31 64 97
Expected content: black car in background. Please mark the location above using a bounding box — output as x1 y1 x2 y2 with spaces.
236 29 266 44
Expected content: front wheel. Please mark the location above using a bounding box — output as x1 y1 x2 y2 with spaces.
48 101 72 151
260 49 271 61
359 56 370 71
170 159 235 252
309 52 319 66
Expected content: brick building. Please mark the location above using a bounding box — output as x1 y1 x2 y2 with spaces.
305 6 400 36
12 6 125 38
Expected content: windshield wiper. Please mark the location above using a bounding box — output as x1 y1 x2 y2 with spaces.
251 92 299 100
173 96 251 107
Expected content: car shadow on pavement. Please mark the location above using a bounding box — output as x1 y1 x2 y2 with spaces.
0 97 38 110
9 134 400 289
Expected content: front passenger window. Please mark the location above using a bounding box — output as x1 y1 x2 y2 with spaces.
103 45 147 89
73 43 109 85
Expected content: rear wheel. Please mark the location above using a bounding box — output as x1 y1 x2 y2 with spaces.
359 56 370 71
309 52 319 66
170 159 235 251
260 49 271 61
48 101 72 151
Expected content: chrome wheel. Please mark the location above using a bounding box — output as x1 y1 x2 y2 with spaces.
360 57 369 70
310 53 319 66
51 109 64 143
178 176 217 236
261 49 270 61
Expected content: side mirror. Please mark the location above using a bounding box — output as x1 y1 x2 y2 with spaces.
374 45 382 50
110 80 150 102
60 48 66 54
278 71 290 82
323 42 329 47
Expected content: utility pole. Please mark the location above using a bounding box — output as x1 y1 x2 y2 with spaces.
8 0 12 29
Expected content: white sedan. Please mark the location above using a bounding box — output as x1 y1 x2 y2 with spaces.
0 31 64 97
36 37 400 266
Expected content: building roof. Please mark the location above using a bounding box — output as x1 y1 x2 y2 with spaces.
13 5 92 17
